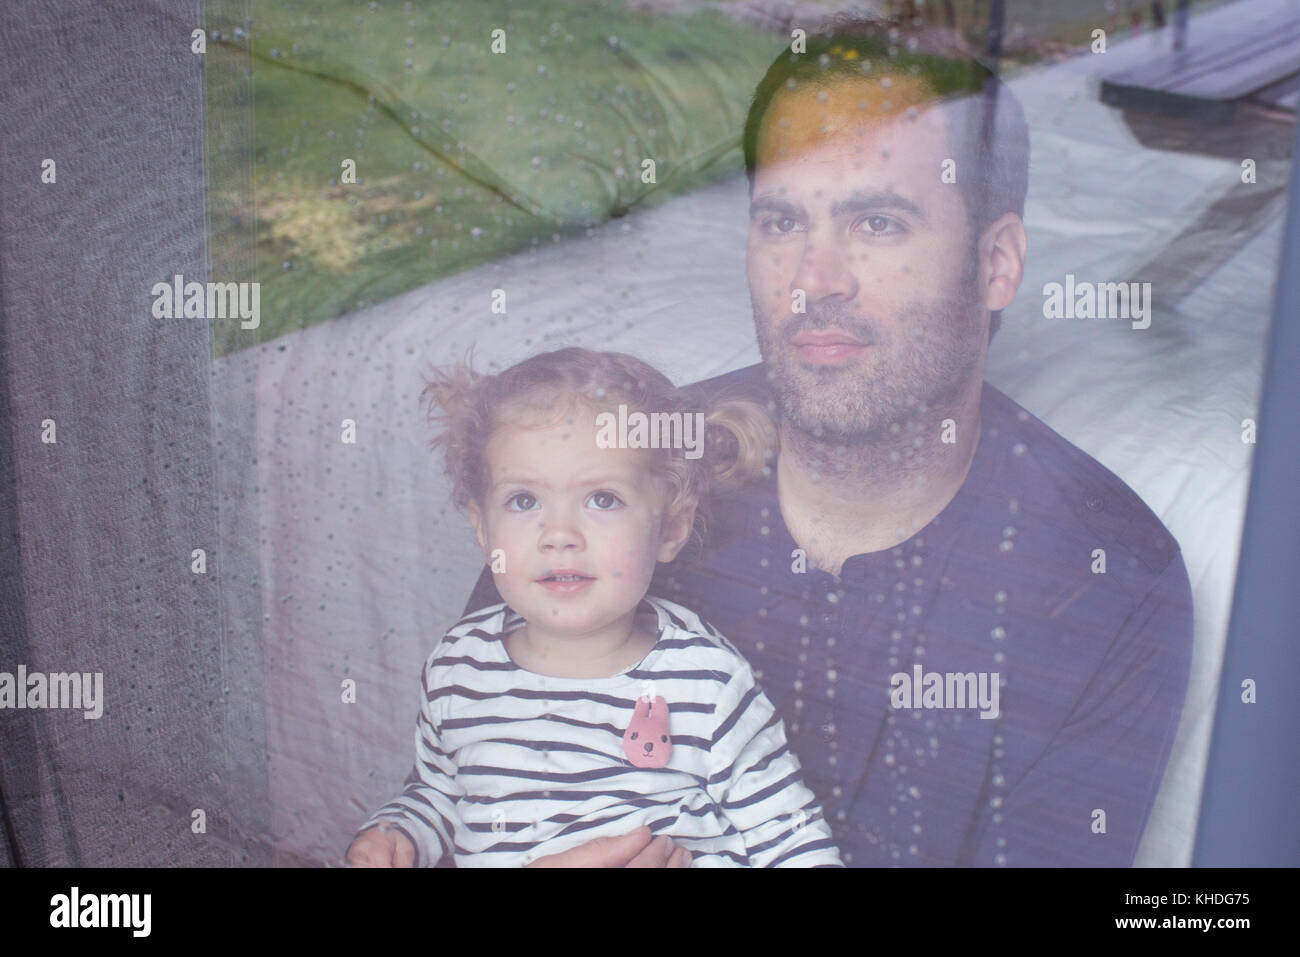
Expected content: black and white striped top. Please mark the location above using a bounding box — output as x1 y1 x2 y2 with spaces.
364 595 843 867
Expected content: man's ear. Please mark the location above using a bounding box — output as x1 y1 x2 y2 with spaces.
979 212 1027 313
656 503 697 564
467 500 490 557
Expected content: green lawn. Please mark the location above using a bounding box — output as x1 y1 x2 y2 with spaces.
204 0 782 357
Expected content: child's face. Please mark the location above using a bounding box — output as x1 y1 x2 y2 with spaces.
468 402 693 639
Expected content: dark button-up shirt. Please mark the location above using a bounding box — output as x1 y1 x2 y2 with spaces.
465 363 1193 866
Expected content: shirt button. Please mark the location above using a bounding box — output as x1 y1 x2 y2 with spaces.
1085 494 1104 512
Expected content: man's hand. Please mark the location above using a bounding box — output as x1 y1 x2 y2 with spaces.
526 826 691 868
345 823 417 867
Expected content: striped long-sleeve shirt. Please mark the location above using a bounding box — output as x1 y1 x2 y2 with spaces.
363 595 843 867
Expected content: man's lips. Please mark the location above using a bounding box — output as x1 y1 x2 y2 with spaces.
789 330 871 364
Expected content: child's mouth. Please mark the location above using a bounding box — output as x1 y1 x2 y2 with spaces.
537 571 595 594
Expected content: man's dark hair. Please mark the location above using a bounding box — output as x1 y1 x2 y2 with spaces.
741 21 1030 338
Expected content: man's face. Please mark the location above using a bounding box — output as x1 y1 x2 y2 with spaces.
748 76 988 439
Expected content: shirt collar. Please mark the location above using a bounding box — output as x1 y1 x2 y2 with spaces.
704 384 1000 582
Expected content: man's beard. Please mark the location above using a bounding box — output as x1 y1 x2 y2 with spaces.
754 249 986 443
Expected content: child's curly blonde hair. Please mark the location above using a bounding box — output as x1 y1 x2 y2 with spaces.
420 348 777 554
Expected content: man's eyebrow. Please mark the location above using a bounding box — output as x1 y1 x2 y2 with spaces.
750 190 929 224
749 195 805 219
830 190 928 223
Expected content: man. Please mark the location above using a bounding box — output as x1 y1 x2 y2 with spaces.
351 22 1192 867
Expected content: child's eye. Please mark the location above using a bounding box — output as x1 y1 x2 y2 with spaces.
505 492 538 512
586 491 624 510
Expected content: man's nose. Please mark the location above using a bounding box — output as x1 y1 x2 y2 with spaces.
791 232 858 306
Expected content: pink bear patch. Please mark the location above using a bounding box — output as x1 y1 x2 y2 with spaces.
623 695 671 769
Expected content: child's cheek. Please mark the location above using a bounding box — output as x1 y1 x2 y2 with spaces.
613 537 661 583
486 525 525 584
600 536 642 582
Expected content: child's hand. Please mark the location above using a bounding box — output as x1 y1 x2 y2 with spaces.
345 823 417 867
525 826 691 868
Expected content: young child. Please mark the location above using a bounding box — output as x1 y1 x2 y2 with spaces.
352 347 842 867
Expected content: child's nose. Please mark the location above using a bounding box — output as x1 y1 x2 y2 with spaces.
538 515 583 550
